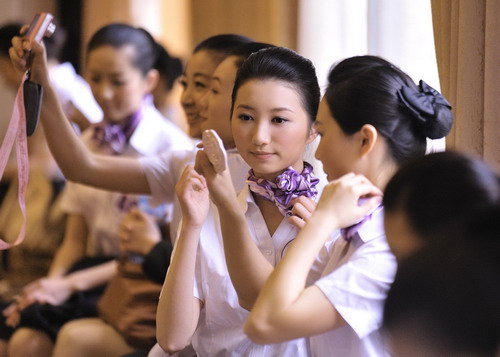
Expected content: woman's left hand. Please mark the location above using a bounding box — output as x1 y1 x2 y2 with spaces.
194 149 237 208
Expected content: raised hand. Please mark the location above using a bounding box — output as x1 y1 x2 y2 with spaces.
175 164 210 228
194 149 237 209
313 173 383 231
9 25 50 86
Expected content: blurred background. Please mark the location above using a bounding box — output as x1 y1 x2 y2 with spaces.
0 0 439 138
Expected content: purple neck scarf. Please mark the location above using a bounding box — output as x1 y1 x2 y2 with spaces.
246 162 320 216
340 202 382 241
92 99 146 155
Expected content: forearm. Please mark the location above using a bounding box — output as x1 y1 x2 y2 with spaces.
48 214 88 277
40 84 151 193
248 212 337 326
65 260 118 292
47 243 86 278
218 203 273 310
156 221 201 352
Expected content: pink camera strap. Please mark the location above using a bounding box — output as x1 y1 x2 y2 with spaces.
0 76 29 249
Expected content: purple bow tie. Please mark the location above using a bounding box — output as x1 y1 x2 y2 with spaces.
92 100 145 154
246 162 320 216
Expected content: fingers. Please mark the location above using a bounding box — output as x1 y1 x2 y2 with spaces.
288 215 306 229
2 302 18 317
176 164 207 198
289 196 317 221
194 150 213 177
9 40 28 70
358 195 383 215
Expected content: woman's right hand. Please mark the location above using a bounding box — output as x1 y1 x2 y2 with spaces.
314 173 383 230
16 276 73 309
175 165 210 228
9 26 50 86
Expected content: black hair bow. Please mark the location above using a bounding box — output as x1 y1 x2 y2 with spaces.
397 80 453 139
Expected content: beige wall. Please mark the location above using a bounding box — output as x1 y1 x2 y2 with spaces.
82 0 191 65
191 0 298 49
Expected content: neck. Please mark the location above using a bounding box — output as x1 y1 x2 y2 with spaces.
373 158 398 191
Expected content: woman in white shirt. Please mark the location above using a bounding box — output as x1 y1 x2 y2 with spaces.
0 23 191 357
9 32 252 242
159 47 323 356
244 55 453 356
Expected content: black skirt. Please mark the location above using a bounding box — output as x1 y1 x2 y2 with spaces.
0 256 114 341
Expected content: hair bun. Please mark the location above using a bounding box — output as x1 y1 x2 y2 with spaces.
397 80 453 139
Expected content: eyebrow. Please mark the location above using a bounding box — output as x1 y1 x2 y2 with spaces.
194 73 211 80
87 70 124 78
211 76 221 83
235 104 295 113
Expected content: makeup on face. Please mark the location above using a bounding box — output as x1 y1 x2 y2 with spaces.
231 79 312 181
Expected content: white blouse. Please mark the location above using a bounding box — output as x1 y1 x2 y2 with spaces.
310 208 396 357
61 104 192 256
190 185 311 357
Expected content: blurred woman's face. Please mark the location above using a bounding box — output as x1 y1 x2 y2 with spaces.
384 210 423 262
199 56 238 148
86 45 152 123
179 49 220 139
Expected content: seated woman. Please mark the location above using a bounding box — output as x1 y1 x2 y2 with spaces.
0 23 191 357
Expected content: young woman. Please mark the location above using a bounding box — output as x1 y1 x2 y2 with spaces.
244 55 453 356
9 31 252 242
0 23 192 357
158 47 322 356
383 150 500 261
381 152 499 355
49 41 274 357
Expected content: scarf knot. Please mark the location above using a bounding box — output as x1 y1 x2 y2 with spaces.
92 98 146 154
246 162 319 216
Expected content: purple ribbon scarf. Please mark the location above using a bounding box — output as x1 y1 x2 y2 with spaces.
340 201 382 241
246 162 320 216
92 98 146 155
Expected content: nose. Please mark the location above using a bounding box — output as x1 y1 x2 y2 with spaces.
181 84 195 108
198 90 210 116
314 138 324 162
251 120 270 146
95 82 113 102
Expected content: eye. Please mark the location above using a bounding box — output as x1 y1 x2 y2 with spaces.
179 79 187 89
195 81 208 90
89 76 101 84
210 87 219 95
112 80 126 86
272 117 288 124
238 114 253 121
